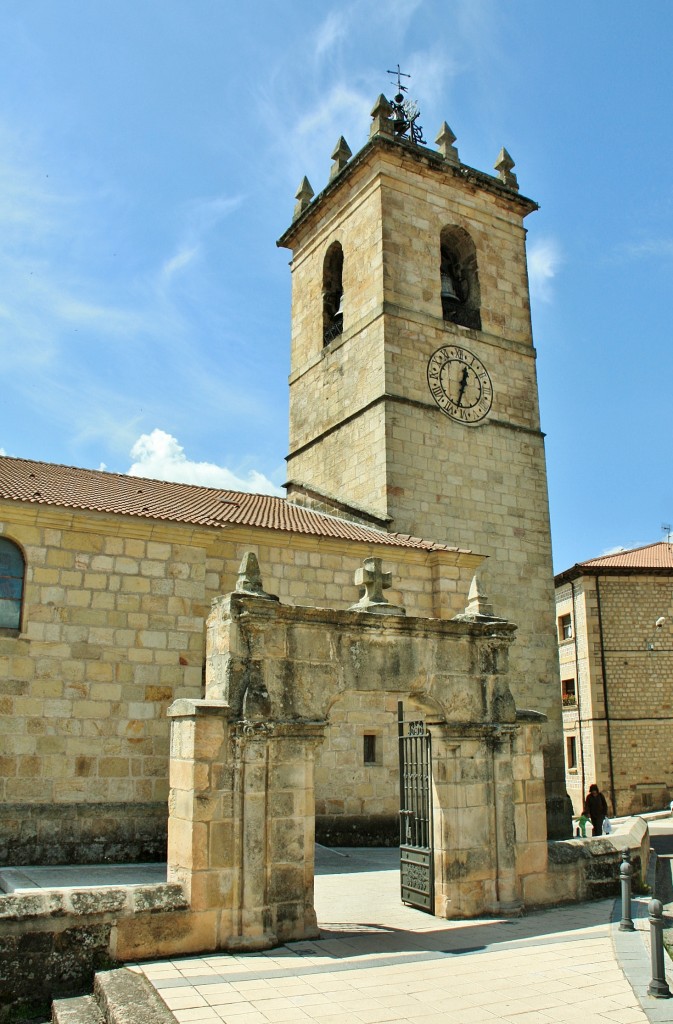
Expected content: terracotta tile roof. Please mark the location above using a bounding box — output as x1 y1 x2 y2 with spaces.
0 455 463 554
556 541 673 583
580 541 673 569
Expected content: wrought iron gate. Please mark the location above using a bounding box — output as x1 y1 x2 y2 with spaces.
398 701 434 913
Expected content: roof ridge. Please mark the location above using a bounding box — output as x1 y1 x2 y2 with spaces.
582 539 669 564
283 501 397 539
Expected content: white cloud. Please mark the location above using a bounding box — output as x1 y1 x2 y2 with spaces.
127 429 283 495
0 119 244 369
620 239 673 260
314 12 349 58
156 194 243 292
294 84 372 143
0 125 258 454
53 296 150 335
405 46 459 114
160 245 199 282
528 238 562 303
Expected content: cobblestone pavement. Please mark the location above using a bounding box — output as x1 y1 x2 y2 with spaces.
131 848 673 1024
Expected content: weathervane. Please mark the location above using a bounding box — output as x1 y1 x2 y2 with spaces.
386 64 426 145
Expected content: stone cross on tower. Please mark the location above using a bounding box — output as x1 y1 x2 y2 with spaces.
349 557 406 616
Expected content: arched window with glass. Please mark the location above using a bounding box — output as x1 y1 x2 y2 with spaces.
0 538 25 632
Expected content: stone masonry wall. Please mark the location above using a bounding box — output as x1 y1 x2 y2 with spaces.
314 689 400 845
0 501 478 863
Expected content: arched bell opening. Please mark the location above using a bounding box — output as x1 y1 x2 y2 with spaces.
439 225 481 331
322 240 344 345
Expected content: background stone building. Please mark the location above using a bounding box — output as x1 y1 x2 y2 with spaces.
555 541 673 816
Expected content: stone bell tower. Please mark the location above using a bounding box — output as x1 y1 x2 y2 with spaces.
277 89 570 838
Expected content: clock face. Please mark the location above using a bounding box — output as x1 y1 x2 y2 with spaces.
427 345 493 423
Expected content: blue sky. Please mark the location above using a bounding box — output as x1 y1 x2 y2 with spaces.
1 1 672 573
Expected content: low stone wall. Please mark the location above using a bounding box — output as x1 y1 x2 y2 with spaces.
0 883 187 1021
316 814 399 847
0 802 167 866
523 816 650 907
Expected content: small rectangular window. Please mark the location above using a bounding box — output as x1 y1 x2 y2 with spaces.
566 735 578 771
558 613 573 641
562 678 576 707
363 734 377 765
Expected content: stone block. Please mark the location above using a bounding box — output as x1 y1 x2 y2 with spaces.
169 759 209 793
524 779 546 804
287 625 333 663
66 887 128 915
208 821 236 869
516 840 548 876
168 818 208 871
526 803 548 842
269 818 304 863
267 863 304 904
111 908 218 960
187 869 235 912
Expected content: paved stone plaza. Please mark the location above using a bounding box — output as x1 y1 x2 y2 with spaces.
127 847 672 1024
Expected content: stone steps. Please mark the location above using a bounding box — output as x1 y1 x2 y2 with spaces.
52 994 105 1024
52 969 176 1024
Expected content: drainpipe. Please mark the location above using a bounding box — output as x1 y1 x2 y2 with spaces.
595 576 617 814
570 579 586 799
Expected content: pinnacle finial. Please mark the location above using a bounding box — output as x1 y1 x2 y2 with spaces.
329 136 352 180
293 176 315 220
235 552 279 601
494 147 518 190
457 574 498 620
370 94 393 139
436 122 459 165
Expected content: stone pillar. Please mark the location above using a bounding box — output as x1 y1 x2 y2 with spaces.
167 700 236 947
491 727 523 913
512 714 550 904
233 721 323 947
430 729 497 918
167 698 323 950
428 720 538 917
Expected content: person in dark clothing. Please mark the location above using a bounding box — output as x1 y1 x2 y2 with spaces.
583 783 608 836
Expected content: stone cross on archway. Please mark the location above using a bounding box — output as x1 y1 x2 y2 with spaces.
349 556 406 615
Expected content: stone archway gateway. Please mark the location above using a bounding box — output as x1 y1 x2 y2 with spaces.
112 554 550 959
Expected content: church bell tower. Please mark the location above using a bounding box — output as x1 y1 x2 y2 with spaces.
277 87 570 838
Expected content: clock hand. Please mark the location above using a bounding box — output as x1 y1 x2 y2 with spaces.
456 366 469 406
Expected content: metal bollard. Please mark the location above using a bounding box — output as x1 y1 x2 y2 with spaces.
619 848 635 931
647 899 672 998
